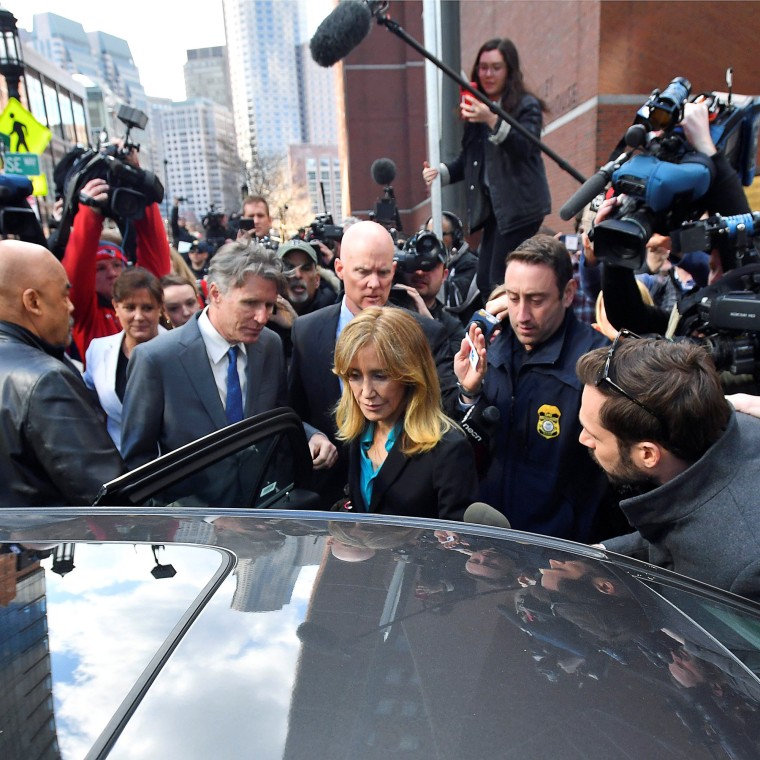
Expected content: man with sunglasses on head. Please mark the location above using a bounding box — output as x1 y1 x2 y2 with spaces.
456 234 615 542
576 335 760 601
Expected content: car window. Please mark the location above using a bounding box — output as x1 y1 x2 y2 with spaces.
0 540 231 760
637 580 760 679
97 410 317 509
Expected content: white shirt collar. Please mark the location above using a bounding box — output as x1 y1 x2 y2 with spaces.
197 308 247 366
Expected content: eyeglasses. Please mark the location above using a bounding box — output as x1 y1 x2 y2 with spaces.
596 329 669 437
477 63 505 75
282 261 316 278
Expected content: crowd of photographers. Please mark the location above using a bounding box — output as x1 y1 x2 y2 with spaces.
2 68 760 604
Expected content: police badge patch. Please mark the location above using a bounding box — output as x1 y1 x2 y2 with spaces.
537 404 561 439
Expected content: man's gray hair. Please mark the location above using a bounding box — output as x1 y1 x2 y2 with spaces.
208 239 285 293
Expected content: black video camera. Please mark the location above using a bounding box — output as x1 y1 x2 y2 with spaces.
0 174 47 247
393 231 445 274
306 213 343 244
676 218 760 378
694 287 760 377
677 212 760 271
48 105 163 258
202 204 228 252
305 212 343 260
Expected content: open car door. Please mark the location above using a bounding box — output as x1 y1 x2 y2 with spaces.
94 408 324 510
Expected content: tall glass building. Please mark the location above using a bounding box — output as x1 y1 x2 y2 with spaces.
222 0 304 164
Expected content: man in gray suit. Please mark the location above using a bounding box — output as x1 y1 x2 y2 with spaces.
121 241 336 471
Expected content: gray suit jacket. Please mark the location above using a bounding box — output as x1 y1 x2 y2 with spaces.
121 314 288 469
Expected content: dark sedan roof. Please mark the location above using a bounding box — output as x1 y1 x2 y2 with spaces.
2 508 760 760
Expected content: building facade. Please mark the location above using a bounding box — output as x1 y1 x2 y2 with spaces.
184 46 233 110
150 97 240 221
223 0 304 164
338 0 760 235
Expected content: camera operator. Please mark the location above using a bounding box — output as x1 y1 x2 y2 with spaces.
170 197 195 248
598 101 751 337
426 212 482 325
186 239 210 284
394 231 465 355
62 144 171 362
237 195 278 249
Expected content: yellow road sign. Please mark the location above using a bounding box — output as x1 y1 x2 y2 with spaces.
0 98 52 154
30 174 48 197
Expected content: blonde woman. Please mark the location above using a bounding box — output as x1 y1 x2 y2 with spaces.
333 307 478 520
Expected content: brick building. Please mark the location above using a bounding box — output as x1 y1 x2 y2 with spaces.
339 1 760 235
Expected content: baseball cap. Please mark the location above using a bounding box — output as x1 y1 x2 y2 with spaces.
96 241 128 264
190 240 210 254
277 239 318 264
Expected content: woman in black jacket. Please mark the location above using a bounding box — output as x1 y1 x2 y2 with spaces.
332 307 478 521
423 38 551 300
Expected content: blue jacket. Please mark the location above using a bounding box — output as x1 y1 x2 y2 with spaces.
479 311 611 541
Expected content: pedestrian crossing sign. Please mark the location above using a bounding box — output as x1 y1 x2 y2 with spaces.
0 98 52 155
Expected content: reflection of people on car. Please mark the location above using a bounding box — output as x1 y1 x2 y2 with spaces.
212 516 286 560
326 520 422 562
333 307 478 519
434 530 517 581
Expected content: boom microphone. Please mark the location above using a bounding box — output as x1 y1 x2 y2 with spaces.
310 1 373 68
371 157 397 186
559 151 629 221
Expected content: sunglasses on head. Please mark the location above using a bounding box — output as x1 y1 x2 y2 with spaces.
596 329 669 438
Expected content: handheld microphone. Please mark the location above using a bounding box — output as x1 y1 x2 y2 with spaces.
463 502 511 529
371 157 397 186
460 404 500 477
310 1 373 68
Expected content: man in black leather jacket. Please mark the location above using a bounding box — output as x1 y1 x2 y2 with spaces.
0 240 125 506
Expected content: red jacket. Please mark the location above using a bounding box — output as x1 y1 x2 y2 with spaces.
63 203 170 361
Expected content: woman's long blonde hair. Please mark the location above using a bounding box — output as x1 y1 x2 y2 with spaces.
333 307 454 455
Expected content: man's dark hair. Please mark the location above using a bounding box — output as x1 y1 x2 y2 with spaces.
507 234 573 292
576 339 731 463
242 195 270 217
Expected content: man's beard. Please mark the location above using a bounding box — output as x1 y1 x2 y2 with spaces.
588 445 658 494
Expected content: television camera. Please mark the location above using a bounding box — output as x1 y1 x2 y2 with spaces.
48 104 163 259
0 174 47 247
305 212 343 251
368 157 402 235
201 204 228 252
563 71 760 270
676 213 760 377
393 230 445 274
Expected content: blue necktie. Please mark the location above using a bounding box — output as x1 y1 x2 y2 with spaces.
225 345 243 424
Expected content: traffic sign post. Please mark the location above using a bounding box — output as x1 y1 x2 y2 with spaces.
0 98 52 155
4 152 40 176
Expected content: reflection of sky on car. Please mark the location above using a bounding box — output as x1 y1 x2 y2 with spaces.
110 565 320 758
42 543 319 759
45 544 226 759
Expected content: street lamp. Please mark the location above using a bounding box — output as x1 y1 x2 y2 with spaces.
51 543 76 577
0 7 24 101
163 157 170 220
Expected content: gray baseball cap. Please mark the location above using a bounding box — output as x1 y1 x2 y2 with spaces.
277 239 318 264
